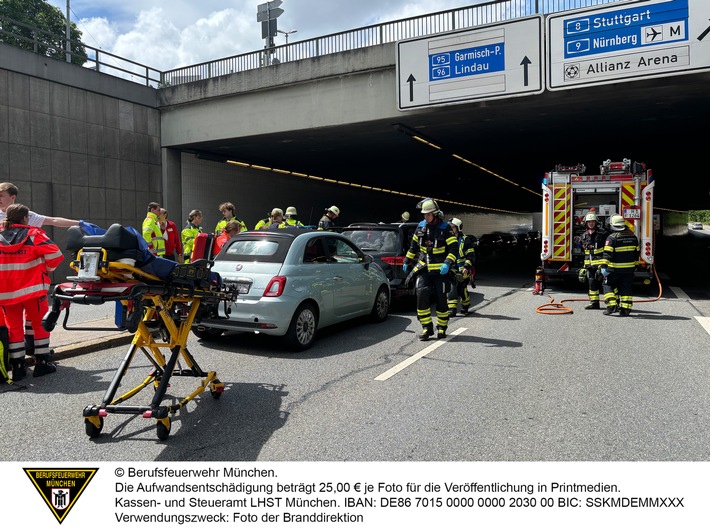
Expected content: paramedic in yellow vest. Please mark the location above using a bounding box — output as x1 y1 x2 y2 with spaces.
215 202 247 234
181 209 203 261
279 206 304 227
142 202 165 257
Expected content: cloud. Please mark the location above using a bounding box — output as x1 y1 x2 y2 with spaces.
50 0 481 71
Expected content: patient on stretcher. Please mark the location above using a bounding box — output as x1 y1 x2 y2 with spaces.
66 223 219 287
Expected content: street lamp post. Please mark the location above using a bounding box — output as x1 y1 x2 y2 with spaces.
277 29 297 44
277 29 297 61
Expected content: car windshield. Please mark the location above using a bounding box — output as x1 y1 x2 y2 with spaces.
341 229 400 253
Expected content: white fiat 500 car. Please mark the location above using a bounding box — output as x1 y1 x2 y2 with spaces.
193 228 390 350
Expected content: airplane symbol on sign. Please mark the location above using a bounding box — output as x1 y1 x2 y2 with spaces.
645 26 662 42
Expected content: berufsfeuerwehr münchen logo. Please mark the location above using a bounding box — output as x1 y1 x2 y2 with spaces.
24 468 98 524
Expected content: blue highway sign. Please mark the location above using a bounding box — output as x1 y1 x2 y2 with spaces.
548 0 710 89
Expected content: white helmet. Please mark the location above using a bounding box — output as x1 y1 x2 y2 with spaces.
327 205 340 216
401 211 410 221
449 217 463 231
286 206 297 216
584 212 598 222
609 214 626 231
420 198 439 214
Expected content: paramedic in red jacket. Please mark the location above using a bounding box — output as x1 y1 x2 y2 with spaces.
0 204 64 381
159 208 183 262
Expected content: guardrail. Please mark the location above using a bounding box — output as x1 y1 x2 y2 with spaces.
161 0 627 86
0 14 161 86
2 0 627 88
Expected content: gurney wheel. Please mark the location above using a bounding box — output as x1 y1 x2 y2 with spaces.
156 418 171 441
84 417 103 439
210 379 224 400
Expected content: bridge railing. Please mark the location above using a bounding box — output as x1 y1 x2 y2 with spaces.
161 0 627 86
0 14 162 86
1 0 627 88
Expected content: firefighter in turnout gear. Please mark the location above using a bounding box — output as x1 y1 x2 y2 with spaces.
446 218 476 316
579 211 607 309
403 199 458 340
601 215 640 316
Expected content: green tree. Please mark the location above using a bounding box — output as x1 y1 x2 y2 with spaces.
0 0 87 65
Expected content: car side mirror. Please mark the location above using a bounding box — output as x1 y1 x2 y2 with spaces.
362 254 373 268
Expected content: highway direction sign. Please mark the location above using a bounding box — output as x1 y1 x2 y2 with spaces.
397 16 543 110
547 0 710 90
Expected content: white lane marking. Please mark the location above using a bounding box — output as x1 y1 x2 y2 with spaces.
669 286 689 300
375 327 467 382
696 317 710 337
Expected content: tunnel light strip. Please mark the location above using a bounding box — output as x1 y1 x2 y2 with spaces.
226 159 520 214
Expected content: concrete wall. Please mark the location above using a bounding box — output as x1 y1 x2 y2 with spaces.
0 43 162 280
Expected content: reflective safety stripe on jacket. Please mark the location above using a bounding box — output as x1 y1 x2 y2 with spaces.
602 229 640 271
454 234 475 270
0 224 64 305
581 229 607 267
405 220 457 272
142 212 165 257
181 224 202 257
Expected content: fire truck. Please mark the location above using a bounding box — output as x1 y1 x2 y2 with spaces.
539 158 655 287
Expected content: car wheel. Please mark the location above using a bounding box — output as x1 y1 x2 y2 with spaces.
370 286 390 323
191 325 224 340
284 303 318 351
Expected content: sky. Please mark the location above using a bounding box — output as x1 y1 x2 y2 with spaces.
45 0 485 72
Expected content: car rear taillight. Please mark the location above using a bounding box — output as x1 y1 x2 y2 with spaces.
381 256 406 266
263 276 287 297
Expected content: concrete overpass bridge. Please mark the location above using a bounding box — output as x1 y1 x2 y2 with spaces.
157 0 710 222
1 0 708 238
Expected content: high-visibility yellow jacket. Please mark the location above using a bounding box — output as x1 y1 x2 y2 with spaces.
181 223 202 259
215 216 246 234
142 212 165 257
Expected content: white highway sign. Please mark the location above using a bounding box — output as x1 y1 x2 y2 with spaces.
547 0 710 90
397 16 543 110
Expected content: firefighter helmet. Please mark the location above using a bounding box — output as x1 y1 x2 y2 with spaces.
327 205 340 216
449 217 463 231
584 212 598 223
401 211 410 221
419 198 439 214
578 268 588 283
610 214 626 231
286 206 297 216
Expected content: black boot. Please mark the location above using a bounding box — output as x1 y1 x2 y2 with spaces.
437 328 447 339
603 305 617 315
448 309 456 318
419 326 434 341
11 358 26 381
619 308 631 317
585 301 600 310
461 306 470 315
33 356 57 377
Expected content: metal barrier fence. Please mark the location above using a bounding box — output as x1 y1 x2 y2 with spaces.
0 14 161 86
1 0 627 88
162 0 627 86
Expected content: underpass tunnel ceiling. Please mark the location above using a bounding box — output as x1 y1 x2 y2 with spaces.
185 73 710 213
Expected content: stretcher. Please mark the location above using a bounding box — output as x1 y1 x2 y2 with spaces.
42 224 237 441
